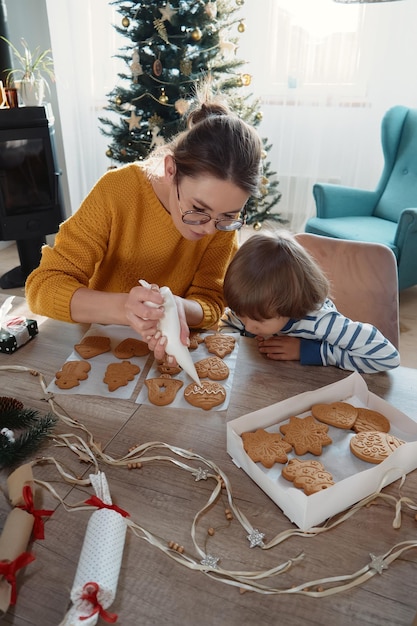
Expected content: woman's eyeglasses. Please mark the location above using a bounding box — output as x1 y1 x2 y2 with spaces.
176 182 246 232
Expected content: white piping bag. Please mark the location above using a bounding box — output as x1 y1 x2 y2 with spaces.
139 280 201 386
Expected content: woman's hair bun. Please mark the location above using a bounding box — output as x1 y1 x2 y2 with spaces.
187 101 231 127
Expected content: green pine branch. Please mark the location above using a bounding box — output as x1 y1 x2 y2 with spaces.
0 414 57 470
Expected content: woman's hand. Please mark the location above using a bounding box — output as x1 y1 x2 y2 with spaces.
125 284 192 362
256 335 301 361
125 283 165 343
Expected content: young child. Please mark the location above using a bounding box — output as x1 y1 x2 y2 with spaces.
221 232 400 373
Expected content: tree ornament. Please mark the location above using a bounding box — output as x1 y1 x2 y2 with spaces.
105 148 113 158
191 27 202 42
218 32 238 59
148 113 164 128
121 16 130 28
261 149 267 159
150 125 165 149
205 1 217 18
180 58 192 76
174 98 190 115
255 111 263 122
154 18 169 43
236 0 245 5
130 49 143 83
253 221 262 231
237 21 245 33
241 73 251 86
159 88 169 104
128 110 142 131
158 2 178 24
153 58 163 77
115 95 122 106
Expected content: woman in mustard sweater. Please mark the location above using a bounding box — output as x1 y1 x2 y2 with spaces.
25 91 262 360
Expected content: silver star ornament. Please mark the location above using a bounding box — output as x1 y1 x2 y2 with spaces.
369 553 388 574
247 528 265 548
193 467 209 481
200 554 220 569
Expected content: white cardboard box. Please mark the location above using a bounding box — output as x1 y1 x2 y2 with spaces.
227 372 417 531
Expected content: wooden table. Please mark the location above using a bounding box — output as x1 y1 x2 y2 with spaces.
0 296 416 626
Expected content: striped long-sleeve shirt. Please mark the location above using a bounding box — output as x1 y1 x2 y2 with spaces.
220 299 400 374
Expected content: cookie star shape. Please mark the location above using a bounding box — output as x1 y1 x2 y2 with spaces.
279 415 332 456
241 428 293 468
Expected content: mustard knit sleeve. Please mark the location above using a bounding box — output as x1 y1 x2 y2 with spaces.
25 175 114 322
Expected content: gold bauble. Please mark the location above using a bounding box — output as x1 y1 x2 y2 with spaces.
236 0 244 5
115 96 122 106
241 73 252 86
159 88 169 104
253 222 262 231
255 111 263 121
237 21 245 33
261 150 267 159
106 148 113 158
122 16 130 28
191 27 202 41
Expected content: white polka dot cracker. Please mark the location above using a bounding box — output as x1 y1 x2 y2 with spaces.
59 472 127 625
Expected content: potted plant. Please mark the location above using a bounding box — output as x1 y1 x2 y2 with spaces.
0 36 55 106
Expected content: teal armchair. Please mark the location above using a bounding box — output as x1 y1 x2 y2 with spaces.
305 105 417 291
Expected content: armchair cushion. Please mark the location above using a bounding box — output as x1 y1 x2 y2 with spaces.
305 215 398 257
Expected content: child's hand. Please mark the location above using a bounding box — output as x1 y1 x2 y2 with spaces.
256 335 301 361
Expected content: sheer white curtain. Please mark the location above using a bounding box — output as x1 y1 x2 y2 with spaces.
238 0 417 232
46 0 124 214
46 0 417 228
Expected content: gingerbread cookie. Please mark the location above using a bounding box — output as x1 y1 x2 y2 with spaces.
114 338 150 359
103 361 140 391
279 415 332 456
157 356 182 376
55 360 91 389
145 376 184 406
350 431 404 464
74 335 111 359
195 356 229 381
282 458 335 495
184 381 226 411
241 429 292 468
189 332 204 350
352 408 390 434
204 333 236 358
311 401 358 430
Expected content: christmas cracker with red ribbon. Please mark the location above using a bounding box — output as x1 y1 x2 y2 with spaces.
0 463 40 616
58 472 128 625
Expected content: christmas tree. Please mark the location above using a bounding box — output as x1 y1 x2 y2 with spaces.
99 0 284 227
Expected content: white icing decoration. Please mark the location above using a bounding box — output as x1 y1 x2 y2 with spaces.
185 384 225 396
